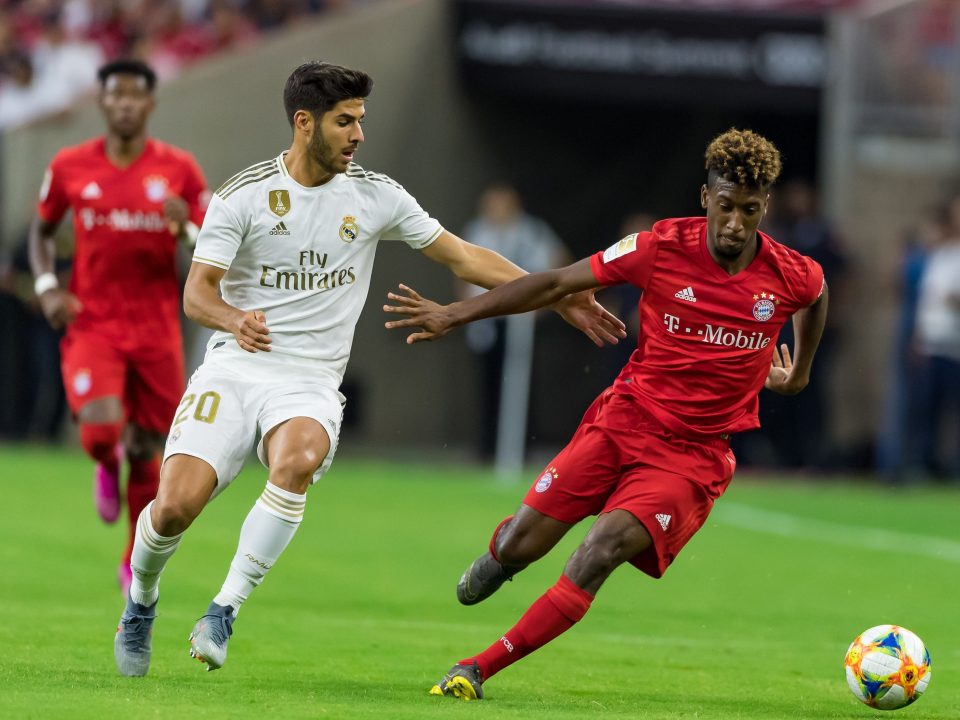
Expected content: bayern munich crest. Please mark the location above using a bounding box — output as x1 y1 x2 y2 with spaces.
751 291 780 322
535 467 558 493
143 175 169 202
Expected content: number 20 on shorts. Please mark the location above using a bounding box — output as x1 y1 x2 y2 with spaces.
173 391 221 425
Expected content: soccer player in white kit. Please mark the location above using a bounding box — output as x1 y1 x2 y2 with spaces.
114 61 626 676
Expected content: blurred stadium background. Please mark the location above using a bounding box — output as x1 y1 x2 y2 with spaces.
2 0 958 481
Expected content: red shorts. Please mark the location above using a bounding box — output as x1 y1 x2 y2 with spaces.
60 330 185 434
523 388 737 578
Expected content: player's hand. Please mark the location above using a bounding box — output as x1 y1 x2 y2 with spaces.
553 290 627 347
232 309 271 353
764 343 808 395
383 284 456 344
163 196 190 236
38 288 82 329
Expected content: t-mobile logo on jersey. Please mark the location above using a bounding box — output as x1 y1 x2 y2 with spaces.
78 208 167 233
663 313 772 350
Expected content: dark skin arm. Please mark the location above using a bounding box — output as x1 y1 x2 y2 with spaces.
28 216 82 329
387 262 829 397
764 281 829 395
383 257 602 343
420 232 625 347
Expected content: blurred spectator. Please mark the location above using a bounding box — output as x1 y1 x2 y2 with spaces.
459 182 569 463
736 179 848 469
875 207 947 481
0 0 348 130
0 51 53 128
30 10 104 106
913 195 960 482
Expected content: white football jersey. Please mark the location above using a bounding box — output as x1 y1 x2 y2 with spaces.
192 153 442 385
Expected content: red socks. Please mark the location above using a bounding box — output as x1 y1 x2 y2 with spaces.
464 575 594 680
123 456 160 565
79 422 123 471
488 515 514 562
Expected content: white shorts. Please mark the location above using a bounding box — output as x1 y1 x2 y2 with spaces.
162 358 345 493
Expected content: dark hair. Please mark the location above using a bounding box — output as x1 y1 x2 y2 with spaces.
283 61 373 127
97 59 157 91
705 128 782 189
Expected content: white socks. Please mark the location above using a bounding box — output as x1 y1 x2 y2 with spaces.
213 482 306 613
129 500 183 607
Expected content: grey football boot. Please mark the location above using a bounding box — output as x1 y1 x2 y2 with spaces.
429 662 485 700
115 595 157 676
456 551 524 605
188 601 234 671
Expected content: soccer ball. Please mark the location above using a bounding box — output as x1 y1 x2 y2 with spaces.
844 625 931 710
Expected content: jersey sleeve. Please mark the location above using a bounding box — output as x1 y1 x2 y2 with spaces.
801 256 826 306
589 231 659 289
380 187 443 249
192 194 244 270
37 156 70 225
181 154 210 226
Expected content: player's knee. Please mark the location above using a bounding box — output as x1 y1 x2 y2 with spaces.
571 529 635 583
79 421 123 465
496 522 542 566
123 426 163 460
270 449 322 488
151 494 198 536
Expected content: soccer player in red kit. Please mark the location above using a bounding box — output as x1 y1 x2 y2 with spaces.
28 59 208 596
383 128 829 700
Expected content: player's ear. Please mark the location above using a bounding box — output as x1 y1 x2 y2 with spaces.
700 184 709 209
293 109 313 135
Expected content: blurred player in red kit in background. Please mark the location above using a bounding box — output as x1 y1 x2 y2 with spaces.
28 59 208 597
385 128 829 701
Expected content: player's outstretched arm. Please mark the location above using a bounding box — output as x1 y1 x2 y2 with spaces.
183 261 272 353
28 216 82 329
384 258 603 344
765 280 829 395
420 231 625 346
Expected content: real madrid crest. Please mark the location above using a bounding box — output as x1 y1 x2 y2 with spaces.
269 189 291 217
751 291 780 322
339 215 359 243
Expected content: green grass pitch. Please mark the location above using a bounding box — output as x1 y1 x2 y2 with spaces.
1 445 957 719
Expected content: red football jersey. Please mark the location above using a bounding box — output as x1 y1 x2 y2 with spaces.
37 137 208 349
590 216 824 438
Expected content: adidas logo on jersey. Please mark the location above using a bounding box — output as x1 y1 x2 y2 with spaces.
80 181 102 199
655 513 672 531
674 286 696 302
269 221 291 236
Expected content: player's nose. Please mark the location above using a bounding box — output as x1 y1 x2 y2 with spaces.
725 212 744 233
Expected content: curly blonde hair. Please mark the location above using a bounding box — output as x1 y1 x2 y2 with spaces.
704 128 782 188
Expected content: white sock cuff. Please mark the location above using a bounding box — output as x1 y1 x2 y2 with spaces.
137 501 182 551
256 482 306 522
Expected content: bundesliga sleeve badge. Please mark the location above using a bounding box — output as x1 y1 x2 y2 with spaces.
602 234 637 263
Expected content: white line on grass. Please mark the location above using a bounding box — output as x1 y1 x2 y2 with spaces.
713 502 960 564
